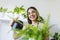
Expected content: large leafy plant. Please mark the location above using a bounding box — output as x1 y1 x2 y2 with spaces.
14 14 53 40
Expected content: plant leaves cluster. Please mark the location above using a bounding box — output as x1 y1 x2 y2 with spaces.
14 14 53 40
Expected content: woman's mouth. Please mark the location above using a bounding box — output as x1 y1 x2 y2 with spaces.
30 15 35 19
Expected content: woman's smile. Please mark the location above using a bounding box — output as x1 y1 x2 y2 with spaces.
30 15 35 19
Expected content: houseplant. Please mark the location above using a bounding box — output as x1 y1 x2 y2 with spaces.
0 7 7 15
0 7 7 17
14 14 54 40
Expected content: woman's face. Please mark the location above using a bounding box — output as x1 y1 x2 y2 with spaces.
28 9 37 21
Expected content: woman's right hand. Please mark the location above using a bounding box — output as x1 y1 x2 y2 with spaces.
9 19 15 27
10 17 19 26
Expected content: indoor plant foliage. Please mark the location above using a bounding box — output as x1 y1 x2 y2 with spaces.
0 7 7 17
7 5 27 19
0 7 7 13
51 32 60 40
0 7 3 12
13 5 27 17
14 14 52 40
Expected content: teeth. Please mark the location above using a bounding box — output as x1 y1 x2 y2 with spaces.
30 16 35 18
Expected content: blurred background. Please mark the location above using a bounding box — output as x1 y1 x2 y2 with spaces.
0 0 60 40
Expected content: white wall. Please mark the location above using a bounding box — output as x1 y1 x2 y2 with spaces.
0 0 60 40
0 20 13 40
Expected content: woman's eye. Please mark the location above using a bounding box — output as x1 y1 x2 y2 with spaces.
28 11 36 15
32 11 35 13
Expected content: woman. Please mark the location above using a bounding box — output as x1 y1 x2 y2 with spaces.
23 6 49 40
10 6 49 40
23 7 44 29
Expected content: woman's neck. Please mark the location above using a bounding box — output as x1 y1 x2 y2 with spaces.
32 20 38 25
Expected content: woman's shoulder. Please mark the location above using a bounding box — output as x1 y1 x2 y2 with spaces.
38 22 44 29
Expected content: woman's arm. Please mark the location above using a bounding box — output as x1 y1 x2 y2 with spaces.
10 17 18 27
9 19 15 27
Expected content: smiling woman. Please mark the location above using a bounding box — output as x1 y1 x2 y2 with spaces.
22 7 49 40
22 7 44 30
9 6 49 40
27 7 49 40
27 7 44 24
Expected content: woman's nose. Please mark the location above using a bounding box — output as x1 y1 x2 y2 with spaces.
30 13 33 15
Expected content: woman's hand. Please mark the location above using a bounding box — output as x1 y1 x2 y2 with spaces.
9 17 18 27
9 19 15 27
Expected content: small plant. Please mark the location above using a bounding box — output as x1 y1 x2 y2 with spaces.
0 7 3 12
0 7 7 13
13 6 26 14
14 5 27 18
0 7 8 17
51 32 60 40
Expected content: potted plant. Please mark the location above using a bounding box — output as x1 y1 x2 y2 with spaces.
51 32 60 40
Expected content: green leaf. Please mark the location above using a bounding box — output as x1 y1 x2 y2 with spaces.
0 7 3 12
